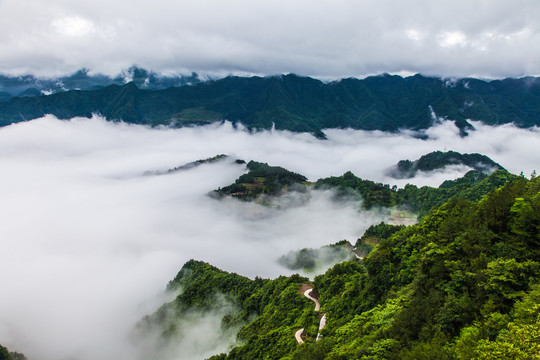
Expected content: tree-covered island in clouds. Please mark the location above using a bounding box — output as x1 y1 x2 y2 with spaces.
2 73 540 137
212 160 308 201
386 150 504 179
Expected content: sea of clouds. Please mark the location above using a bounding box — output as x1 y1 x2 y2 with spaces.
0 115 538 360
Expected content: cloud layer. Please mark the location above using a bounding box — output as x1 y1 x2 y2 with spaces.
0 1 540 78
0 116 538 360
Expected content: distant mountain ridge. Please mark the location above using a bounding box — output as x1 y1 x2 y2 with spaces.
1 72 540 137
0 66 201 100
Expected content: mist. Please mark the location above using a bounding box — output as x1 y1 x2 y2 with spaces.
0 115 538 360
134 294 241 360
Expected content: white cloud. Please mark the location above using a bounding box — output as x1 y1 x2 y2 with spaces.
438 31 468 48
406 29 424 42
51 16 96 37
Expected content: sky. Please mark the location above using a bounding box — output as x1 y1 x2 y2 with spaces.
1 0 540 79
0 116 539 359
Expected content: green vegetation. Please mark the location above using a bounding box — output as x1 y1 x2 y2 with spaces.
277 241 355 272
214 161 308 200
0 345 26 360
2 74 540 135
315 171 397 209
0 346 10 360
138 260 318 360
388 151 504 179
214 158 517 221
142 173 540 359
358 222 405 244
172 107 222 125
302 175 540 359
354 222 405 256
399 169 519 218
138 259 261 337
166 154 231 173
316 169 518 218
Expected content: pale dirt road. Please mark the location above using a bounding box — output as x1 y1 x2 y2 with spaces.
316 313 327 341
296 286 326 344
303 288 321 311
295 328 305 344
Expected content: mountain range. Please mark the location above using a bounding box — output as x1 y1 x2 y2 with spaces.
0 66 201 100
1 72 540 137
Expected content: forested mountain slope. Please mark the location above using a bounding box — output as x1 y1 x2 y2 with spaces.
315 169 517 217
2 74 540 136
143 173 539 359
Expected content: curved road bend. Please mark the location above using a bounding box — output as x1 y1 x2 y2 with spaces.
303 289 321 311
295 328 305 344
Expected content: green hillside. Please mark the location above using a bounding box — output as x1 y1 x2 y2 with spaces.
213 160 308 200
144 174 540 359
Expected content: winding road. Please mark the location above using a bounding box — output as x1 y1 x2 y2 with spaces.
295 285 326 344
294 243 363 345
304 288 321 311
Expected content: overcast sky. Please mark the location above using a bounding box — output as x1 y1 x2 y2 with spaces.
0 0 539 79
